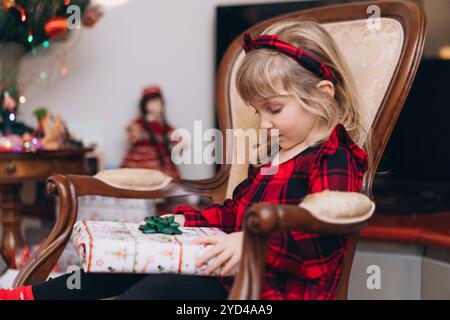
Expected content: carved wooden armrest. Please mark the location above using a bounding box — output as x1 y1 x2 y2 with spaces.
229 190 375 300
13 169 204 287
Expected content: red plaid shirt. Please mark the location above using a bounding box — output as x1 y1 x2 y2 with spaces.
174 124 368 300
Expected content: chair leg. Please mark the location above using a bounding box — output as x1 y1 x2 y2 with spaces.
13 175 79 287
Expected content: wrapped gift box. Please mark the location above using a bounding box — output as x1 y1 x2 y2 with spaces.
71 220 226 276
56 197 158 272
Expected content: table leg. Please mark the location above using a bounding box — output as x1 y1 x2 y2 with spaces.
0 184 25 268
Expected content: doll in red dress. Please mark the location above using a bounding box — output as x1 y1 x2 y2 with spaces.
121 86 180 179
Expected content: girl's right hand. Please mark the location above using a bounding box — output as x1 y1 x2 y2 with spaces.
160 213 185 226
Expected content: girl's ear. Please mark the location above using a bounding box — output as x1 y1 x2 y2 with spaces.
317 80 335 99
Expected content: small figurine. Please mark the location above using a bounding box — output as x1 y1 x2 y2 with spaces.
121 86 180 179
40 111 66 150
32 107 81 150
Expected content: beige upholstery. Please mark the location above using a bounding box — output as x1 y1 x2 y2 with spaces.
323 19 404 134
226 18 404 198
94 168 172 191
299 190 375 224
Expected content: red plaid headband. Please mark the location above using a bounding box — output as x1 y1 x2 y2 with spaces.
242 32 337 85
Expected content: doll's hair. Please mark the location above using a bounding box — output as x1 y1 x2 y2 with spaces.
139 94 171 167
236 19 372 171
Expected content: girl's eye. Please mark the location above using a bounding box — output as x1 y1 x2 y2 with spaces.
270 108 281 114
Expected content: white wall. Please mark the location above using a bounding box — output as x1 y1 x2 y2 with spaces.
349 241 423 300
18 0 306 179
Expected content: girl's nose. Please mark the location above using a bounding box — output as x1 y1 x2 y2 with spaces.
259 117 273 130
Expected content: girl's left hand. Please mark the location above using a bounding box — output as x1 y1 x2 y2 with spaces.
193 232 243 277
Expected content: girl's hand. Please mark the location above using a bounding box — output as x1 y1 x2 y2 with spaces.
193 232 243 277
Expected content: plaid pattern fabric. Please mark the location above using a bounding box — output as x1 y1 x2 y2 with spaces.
243 32 337 85
174 124 368 300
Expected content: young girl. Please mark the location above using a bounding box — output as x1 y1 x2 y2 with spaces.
0 19 368 300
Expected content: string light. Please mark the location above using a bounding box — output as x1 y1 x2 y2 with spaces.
439 46 450 60
2 0 87 131
3 1 27 22
61 66 69 75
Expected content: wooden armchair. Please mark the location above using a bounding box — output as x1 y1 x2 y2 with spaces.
14 0 426 300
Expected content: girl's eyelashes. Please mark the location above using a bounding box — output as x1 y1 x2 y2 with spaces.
269 106 282 114
252 104 282 115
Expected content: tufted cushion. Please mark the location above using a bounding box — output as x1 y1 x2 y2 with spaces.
299 190 375 224
226 18 404 198
94 168 172 191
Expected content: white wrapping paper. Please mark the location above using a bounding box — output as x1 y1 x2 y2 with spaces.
71 220 226 275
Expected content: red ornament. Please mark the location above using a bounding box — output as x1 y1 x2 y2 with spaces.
44 17 67 38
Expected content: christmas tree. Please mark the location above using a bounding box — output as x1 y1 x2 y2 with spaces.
0 0 93 135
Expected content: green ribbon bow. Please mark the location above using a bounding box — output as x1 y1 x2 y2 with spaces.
138 215 183 235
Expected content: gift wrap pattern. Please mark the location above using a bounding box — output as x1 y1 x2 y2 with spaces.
56 197 158 272
71 220 226 276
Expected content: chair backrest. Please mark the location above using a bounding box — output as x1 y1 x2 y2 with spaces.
213 0 426 299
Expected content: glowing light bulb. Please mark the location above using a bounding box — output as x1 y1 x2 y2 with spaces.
9 113 15 121
61 66 69 75
439 46 450 60
43 41 50 48
27 34 33 43
19 96 26 104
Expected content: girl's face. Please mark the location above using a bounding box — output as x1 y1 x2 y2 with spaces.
145 98 163 115
252 95 321 150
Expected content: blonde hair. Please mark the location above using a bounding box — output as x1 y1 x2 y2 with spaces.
236 19 372 176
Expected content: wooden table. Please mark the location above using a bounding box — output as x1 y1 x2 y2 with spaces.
0 148 92 267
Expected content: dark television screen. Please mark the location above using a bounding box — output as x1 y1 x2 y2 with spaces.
370 58 450 214
376 59 450 185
